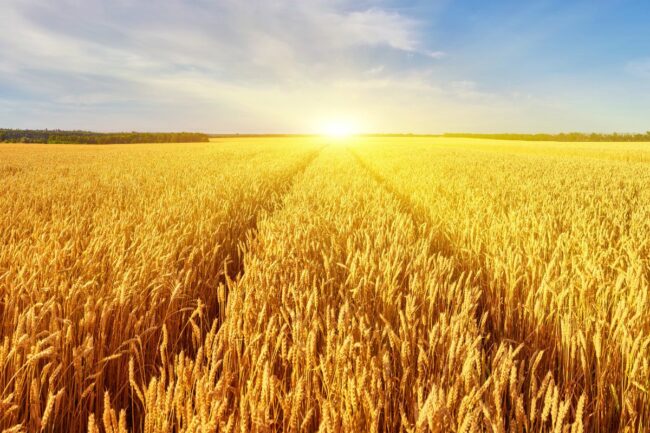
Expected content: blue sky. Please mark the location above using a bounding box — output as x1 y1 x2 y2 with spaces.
1 0 649 133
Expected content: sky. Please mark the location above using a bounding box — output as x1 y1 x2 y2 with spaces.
1 0 649 134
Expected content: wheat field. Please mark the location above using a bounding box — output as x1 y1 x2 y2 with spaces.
0 137 648 433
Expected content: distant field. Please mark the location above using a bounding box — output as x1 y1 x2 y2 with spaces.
1 137 649 433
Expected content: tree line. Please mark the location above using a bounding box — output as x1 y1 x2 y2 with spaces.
0 129 209 144
443 132 650 142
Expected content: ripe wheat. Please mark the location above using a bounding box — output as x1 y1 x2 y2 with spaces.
0 137 648 432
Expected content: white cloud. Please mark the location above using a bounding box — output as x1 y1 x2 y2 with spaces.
427 51 447 59
0 1 439 85
0 0 454 131
343 8 420 52
4 1 644 133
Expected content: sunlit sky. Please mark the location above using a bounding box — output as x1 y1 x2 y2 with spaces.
1 0 649 134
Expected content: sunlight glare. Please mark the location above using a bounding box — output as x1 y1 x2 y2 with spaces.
320 120 359 139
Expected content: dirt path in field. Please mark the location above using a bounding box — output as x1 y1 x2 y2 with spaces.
212 145 326 317
207 146 500 431
346 148 458 257
223 145 325 281
123 145 326 433
346 146 519 368
348 146 585 403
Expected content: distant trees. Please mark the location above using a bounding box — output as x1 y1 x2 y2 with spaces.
0 129 209 144
443 132 650 142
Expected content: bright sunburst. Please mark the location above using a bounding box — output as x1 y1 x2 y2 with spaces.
320 120 359 139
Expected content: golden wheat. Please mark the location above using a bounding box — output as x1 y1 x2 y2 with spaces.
0 137 648 432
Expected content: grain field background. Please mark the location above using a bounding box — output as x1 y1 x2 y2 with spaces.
0 137 648 433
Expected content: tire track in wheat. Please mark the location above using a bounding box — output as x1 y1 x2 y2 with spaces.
348 146 524 374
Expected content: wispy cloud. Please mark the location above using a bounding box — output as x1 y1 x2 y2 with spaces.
0 0 456 131
1 0 649 133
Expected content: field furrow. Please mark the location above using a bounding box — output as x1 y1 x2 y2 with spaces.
113 146 576 433
352 138 650 432
2 137 649 433
0 139 321 432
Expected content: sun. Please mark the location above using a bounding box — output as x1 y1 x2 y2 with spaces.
320 120 359 139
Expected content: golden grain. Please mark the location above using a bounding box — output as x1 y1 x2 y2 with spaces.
1 137 648 432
